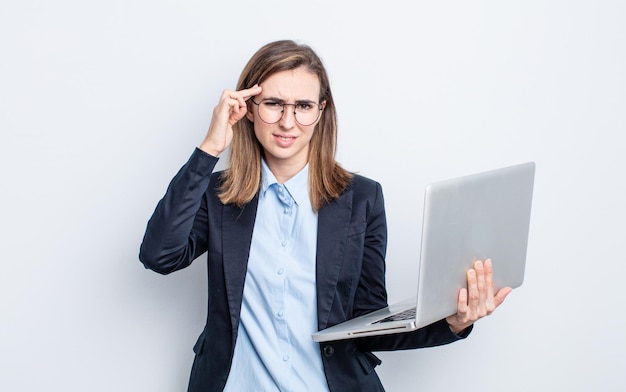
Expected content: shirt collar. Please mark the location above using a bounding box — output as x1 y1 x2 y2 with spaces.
260 159 309 206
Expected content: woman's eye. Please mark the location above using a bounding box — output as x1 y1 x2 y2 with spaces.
263 101 282 108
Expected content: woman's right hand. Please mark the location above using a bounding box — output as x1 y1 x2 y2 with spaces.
199 85 262 157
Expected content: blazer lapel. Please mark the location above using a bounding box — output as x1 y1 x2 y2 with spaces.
316 188 353 330
222 196 259 335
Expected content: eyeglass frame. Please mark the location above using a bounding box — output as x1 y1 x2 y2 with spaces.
249 97 325 126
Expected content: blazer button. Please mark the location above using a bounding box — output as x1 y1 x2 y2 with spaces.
323 345 335 357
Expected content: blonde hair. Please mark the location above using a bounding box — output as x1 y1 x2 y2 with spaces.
218 40 352 211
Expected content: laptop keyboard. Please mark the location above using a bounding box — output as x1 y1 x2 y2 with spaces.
372 308 416 324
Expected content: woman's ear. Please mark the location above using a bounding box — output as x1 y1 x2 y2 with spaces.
246 101 254 122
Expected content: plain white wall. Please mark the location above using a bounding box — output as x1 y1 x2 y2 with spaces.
2 1 624 391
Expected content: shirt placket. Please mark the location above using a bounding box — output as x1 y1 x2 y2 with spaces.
274 184 296 387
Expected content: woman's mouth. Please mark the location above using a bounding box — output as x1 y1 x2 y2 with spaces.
273 134 297 147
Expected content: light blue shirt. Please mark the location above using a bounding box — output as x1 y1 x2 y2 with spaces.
224 160 329 392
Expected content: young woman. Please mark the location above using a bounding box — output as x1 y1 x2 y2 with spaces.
139 40 510 392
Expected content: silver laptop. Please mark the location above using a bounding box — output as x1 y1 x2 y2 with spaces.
312 161 535 342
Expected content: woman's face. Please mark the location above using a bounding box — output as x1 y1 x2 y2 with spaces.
247 67 324 173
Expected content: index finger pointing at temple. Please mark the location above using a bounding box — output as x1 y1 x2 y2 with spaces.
239 85 263 100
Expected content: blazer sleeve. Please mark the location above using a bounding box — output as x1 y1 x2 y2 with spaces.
357 319 472 353
139 148 219 274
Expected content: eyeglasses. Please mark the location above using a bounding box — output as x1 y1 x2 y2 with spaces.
250 98 324 126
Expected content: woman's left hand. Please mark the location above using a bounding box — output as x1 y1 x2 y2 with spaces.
445 259 512 335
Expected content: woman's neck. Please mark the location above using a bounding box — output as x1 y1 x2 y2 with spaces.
265 157 308 184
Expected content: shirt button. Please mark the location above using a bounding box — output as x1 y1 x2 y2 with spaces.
282 355 289 362
277 310 284 317
281 241 287 247
277 268 284 275
278 186 284 193
323 345 334 357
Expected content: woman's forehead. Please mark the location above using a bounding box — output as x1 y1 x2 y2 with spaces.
259 68 321 100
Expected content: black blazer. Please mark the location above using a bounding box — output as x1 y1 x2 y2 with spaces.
140 149 469 392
